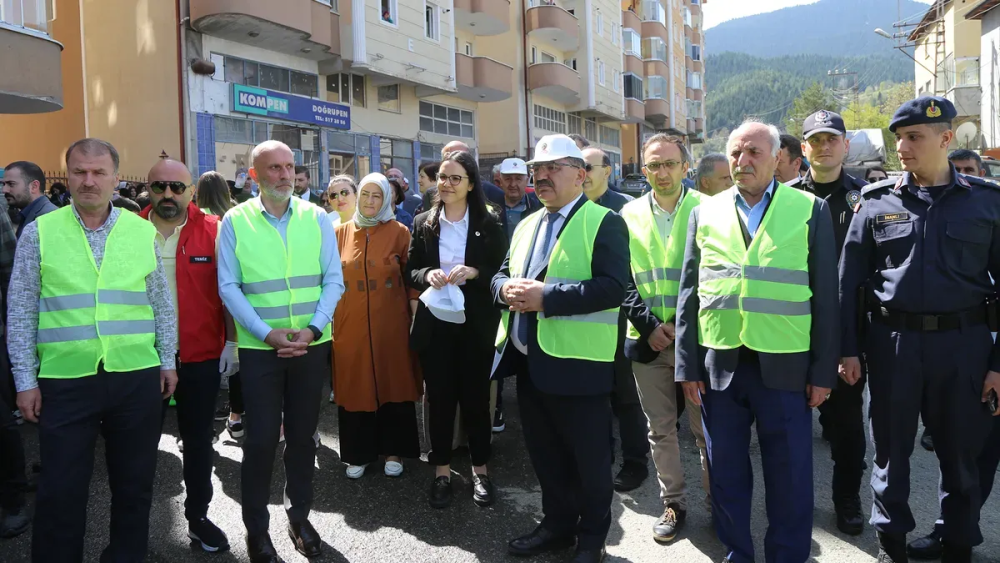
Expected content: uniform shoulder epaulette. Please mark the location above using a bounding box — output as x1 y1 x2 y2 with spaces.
861 178 895 196
960 174 1000 190
845 173 868 191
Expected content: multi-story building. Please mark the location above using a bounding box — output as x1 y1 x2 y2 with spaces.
966 0 1000 153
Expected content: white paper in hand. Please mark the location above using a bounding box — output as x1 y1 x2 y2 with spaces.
419 285 466 324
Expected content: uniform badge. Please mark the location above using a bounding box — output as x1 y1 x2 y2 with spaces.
815 110 832 125
875 212 910 224
846 190 862 208
926 101 942 118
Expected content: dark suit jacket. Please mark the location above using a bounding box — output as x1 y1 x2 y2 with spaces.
16 196 58 238
490 195 631 396
422 183 509 236
674 185 840 392
407 208 509 351
402 193 422 216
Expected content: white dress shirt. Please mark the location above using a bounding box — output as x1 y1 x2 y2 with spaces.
439 205 469 283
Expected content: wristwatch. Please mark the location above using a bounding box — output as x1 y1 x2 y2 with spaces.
306 325 322 341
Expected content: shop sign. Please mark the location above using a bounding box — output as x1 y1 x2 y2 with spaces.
232 84 350 130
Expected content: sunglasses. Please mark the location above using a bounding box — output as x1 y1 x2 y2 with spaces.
149 181 190 195
585 164 608 173
328 188 353 199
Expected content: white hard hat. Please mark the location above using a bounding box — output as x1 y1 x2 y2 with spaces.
499 158 528 175
527 134 585 165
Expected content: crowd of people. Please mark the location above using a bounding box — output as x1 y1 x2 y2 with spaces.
0 94 998 563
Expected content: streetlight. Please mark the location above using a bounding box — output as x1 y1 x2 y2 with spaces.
873 28 936 75
874 28 893 39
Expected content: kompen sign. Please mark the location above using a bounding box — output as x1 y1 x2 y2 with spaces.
231 84 350 130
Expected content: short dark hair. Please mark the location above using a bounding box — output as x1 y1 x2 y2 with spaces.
4 161 46 193
642 134 691 165
49 181 67 195
294 165 310 178
419 161 440 180
568 134 590 148
949 149 983 169
780 134 803 162
864 165 887 182
65 138 120 172
602 153 612 167
388 179 406 206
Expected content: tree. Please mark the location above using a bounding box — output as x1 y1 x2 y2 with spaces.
786 82 835 137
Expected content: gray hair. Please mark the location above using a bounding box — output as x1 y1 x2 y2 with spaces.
65 138 120 173
729 119 782 158
695 153 728 186
492 163 502 176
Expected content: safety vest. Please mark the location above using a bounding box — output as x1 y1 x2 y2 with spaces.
229 197 331 350
620 189 702 339
494 199 618 362
36 207 161 378
696 185 814 353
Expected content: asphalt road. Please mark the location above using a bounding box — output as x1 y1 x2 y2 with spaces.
1 380 997 563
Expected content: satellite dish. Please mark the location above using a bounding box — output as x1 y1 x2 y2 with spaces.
956 121 979 147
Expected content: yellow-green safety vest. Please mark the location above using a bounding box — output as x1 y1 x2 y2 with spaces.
229 197 332 350
696 184 814 353
620 189 703 339
494 199 619 362
36 207 161 378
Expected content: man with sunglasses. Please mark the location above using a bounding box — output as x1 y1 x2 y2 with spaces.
9 138 178 562
139 159 238 553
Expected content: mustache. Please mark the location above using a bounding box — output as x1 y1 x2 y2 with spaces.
734 166 755 175
535 179 554 189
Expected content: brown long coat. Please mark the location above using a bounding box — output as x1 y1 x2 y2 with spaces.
332 220 422 412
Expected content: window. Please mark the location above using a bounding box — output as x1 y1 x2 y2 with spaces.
598 61 606 86
687 99 703 119
541 51 557 63
378 85 400 113
611 23 618 45
622 29 641 57
687 71 702 90
596 11 604 36
613 70 620 93
568 113 582 136
642 37 667 62
533 104 566 134
215 116 269 144
381 0 397 25
585 118 598 141
690 44 702 62
223 56 318 98
600 126 620 148
315 0 339 11
326 73 366 107
465 42 473 56
623 73 643 100
564 58 577 71
380 138 414 178
425 2 440 41
645 75 668 100
641 0 665 26
419 101 475 138
531 46 537 64
421 143 444 160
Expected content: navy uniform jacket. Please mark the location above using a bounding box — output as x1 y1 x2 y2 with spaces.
675 185 840 392
490 195 631 396
592 187 633 213
838 165 1000 369
787 168 867 256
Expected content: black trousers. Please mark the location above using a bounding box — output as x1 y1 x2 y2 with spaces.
933 414 1000 540
240 348 328 536
818 366 867 502
162 359 222 521
419 320 494 467
338 403 420 465
516 363 613 550
0 341 26 513
33 366 162 563
228 372 244 415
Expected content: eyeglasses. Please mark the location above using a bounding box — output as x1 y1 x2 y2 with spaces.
328 188 353 200
529 162 582 175
149 181 190 195
437 174 468 185
645 161 682 172
585 164 608 173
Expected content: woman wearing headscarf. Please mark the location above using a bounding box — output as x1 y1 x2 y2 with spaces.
331 173 422 479
406 151 508 508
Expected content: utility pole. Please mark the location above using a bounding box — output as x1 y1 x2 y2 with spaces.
828 69 859 126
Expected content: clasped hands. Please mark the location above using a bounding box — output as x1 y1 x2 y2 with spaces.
502 279 545 313
264 328 315 358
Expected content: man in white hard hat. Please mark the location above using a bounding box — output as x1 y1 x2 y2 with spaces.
492 134 630 563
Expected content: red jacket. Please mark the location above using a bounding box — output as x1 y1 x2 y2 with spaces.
141 203 225 363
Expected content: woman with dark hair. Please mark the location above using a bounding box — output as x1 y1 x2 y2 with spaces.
390 178 414 231
48 182 69 207
406 150 508 508
416 161 441 214
865 165 888 184
196 171 236 218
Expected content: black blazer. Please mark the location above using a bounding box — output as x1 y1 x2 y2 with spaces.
489 195 631 396
406 207 509 352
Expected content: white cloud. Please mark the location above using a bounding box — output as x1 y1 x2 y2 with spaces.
704 0 934 31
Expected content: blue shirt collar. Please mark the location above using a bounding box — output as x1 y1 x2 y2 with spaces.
252 196 293 221
734 179 776 210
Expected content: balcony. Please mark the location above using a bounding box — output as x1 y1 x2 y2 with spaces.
689 88 703 101
622 9 641 31
939 56 981 117
690 2 701 17
455 0 510 36
690 58 703 73
527 62 579 105
695 118 704 133
190 0 340 60
645 98 670 124
624 98 645 124
692 28 702 45
644 60 668 80
641 19 667 42
625 53 643 76
455 54 513 102
526 5 579 53
687 118 696 132
0 2 63 113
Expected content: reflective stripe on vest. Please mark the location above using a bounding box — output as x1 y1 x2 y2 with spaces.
695 184 813 353
229 197 331 350
36 207 160 378
620 190 702 339
494 199 618 362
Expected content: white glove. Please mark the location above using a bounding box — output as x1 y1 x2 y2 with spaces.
219 341 240 376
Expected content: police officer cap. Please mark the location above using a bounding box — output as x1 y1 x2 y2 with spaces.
888 96 957 133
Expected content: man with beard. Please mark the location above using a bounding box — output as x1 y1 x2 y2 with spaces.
293 166 320 204
218 140 344 563
140 159 239 552
2 161 57 238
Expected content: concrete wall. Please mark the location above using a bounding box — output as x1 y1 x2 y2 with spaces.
980 8 1000 149
362 0 455 92
476 0 528 155
592 0 624 119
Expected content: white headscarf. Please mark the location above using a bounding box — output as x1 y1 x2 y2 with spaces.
354 173 396 227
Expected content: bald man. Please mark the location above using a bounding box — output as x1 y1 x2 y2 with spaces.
141 160 237 552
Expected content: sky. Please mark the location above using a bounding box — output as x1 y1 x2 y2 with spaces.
703 0 934 31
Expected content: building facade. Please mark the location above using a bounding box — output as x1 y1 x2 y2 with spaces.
967 0 1000 153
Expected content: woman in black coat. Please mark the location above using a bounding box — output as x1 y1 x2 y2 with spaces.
406 151 508 510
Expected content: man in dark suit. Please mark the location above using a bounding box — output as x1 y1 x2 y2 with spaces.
2 161 58 238
293 166 322 205
492 135 630 563
675 120 839 563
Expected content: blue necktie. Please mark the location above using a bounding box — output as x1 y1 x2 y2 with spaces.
516 212 560 346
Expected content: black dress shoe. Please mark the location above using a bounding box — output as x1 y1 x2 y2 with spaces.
907 529 942 560
834 496 864 536
429 476 452 509
877 531 908 563
473 473 495 507
508 526 576 556
613 460 648 492
288 520 322 558
568 545 605 563
920 429 934 452
247 533 284 563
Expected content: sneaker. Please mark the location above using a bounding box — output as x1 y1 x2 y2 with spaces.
384 460 403 477
346 464 367 479
652 503 686 543
492 408 506 433
188 517 230 553
214 403 231 421
0 508 30 538
227 418 244 439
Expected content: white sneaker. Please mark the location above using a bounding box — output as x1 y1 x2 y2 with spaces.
313 431 321 447
384 461 403 477
346 464 367 479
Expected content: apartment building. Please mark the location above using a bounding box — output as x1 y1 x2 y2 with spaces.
965 0 1000 152
0 0 182 176
908 0 982 148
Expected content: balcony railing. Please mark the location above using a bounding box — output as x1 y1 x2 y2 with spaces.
0 0 53 34
937 55 980 93
641 0 665 26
